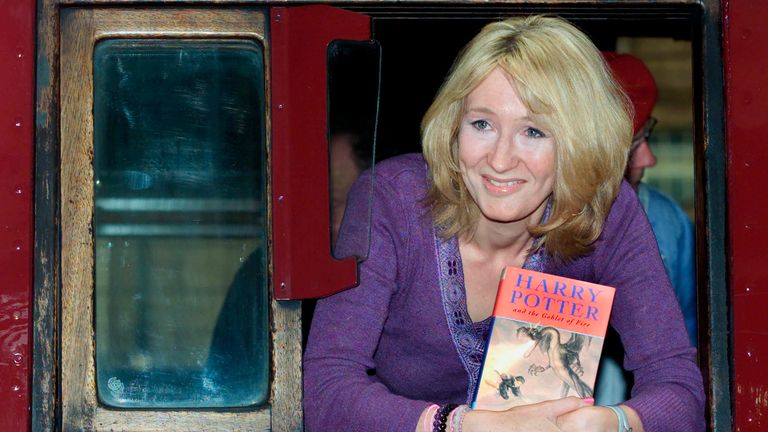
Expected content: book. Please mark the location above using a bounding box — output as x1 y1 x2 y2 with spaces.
471 266 616 411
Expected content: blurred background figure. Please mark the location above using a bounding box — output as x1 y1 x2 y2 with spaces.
595 52 698 405
330 131 370 245
208 129 373 372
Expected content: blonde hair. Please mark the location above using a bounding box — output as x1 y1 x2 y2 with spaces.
421 15 632 261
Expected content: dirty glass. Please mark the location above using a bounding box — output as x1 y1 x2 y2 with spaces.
327 40 380 260
92 39 268 408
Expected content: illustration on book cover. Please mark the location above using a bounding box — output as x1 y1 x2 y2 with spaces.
472 266 615 411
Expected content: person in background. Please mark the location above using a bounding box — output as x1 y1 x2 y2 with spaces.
207 130 372 382
595 52 698 406
330 130 370 245
305 16 705 432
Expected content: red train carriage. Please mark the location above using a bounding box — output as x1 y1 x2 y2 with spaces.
0 0 764 430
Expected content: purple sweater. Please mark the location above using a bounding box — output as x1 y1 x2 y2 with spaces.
304 153 705 431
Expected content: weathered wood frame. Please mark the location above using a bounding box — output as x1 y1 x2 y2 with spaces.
58 7 300 431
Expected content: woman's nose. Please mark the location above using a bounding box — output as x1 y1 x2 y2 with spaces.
629 140 657 169
488 137 519 172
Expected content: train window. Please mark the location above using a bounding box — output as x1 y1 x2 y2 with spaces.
352 9 726 427
59 8 278 430
327 40 380 258
92 39 268 408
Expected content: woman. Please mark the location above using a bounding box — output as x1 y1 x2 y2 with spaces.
304 15 705 432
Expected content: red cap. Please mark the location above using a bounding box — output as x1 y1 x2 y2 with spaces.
603 52 658 134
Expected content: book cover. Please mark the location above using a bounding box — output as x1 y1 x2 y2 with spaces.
471 266 616 411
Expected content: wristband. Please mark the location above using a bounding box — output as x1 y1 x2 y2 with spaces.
450 405 470 432
606 405 633 432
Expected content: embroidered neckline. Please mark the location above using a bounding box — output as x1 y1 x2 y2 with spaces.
434 201 552 402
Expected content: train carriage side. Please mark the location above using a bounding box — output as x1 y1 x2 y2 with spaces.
0 0 763 430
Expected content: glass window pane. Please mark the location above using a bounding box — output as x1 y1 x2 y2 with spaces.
327 40 380 259
93 39 268 409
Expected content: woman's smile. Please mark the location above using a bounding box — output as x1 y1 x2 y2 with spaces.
482 175 525 194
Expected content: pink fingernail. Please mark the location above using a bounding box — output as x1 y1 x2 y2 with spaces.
582 397 595 405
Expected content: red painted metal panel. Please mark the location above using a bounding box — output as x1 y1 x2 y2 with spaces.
270 6 370 299
0 0 34 430
724 0 768 429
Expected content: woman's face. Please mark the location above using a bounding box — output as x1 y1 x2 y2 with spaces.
458 68 556 226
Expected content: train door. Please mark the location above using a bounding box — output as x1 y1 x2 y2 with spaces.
34 4 375 431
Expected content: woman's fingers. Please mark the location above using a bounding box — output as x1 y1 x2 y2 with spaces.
533 396 594 418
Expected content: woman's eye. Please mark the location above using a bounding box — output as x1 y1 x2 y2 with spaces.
471 120 491 131
524 127 546 138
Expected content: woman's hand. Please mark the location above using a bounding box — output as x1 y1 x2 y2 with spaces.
461 397 590 432
557 404 645 432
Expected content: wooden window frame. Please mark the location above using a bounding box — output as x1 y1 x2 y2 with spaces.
59 7 301 431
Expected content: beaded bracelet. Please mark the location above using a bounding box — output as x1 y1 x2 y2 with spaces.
432 403 457 432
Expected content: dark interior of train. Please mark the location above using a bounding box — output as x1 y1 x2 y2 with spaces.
359 8 695 159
